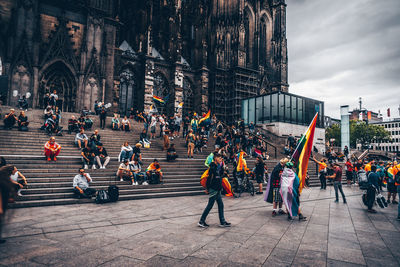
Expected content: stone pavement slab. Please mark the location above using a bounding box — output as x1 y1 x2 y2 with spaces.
0 187 399 266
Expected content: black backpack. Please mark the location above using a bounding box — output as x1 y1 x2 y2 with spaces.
108 185 119 202
148 172 160 184
95 190 110 204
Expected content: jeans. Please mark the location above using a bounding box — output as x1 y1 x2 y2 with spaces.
133 172 146 183
319 172 326 189
334 181 346 202
82 157 94 167
397 185 400 217
200 190 226 224
120 150 133 161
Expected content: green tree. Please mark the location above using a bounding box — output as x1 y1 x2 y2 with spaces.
325 124 341 146
326 120 391 149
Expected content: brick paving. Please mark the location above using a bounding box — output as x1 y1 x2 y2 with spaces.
0 186 399 266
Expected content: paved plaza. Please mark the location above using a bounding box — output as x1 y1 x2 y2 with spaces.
0 186 399 267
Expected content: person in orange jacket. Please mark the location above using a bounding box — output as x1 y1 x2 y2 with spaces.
44 137 61 161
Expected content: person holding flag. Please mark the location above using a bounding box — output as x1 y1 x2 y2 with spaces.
198 153 231 228
280 161 307 221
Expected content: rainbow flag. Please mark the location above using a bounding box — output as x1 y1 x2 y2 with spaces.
152 95 165 105
291 112 318 193
280 167 300 217
199 110 211 126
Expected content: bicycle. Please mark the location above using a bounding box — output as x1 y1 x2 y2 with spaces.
235 171 255 197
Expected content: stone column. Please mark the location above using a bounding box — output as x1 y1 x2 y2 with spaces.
200 66 209 113
174 63 183 115
143 58 154 113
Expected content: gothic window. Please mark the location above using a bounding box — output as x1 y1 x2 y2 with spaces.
244 6 255 68
225 32 231 68
153 73 169 98
183 78 194 115
260 17 267 66
119 67 136 115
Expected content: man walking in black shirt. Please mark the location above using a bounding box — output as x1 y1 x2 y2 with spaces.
198 154 231 228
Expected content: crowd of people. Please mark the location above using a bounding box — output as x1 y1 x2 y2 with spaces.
1 97 399 237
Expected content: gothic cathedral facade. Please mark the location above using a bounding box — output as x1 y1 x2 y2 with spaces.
0 0 288 123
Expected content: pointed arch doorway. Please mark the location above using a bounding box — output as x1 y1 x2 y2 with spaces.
39 61 77 111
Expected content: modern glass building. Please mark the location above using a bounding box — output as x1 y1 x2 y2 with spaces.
241 91 324 128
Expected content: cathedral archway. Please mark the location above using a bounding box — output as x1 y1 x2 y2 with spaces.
39 61 77 111
153 72 173 115
183 78 194 116
244 4 255 68
119 67 137 115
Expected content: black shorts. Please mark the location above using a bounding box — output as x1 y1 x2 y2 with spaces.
387 183 397 193
346 171 353 181
256 174 264 184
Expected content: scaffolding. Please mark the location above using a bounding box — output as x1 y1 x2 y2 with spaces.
210 67 259 124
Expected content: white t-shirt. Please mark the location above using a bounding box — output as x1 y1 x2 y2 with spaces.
151 116 157 127
122 119 130 125
10 171 20 182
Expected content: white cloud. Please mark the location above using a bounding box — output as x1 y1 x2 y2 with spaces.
286 0 400 119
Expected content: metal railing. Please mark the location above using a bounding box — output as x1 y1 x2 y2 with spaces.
218 121 278 159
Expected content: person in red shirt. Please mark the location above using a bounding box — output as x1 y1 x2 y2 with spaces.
345 159 353 186
327 163 347 203
44 137 61 161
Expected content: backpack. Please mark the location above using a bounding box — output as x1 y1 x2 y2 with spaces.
148 172 160 184
358 170 368 190
108 185 119 202
95 190 110 204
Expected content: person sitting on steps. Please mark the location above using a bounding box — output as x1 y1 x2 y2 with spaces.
78 114 86 129
73 168 96 199
3 109 17 130
9 166 27 197
89 129 101 149
119 142 133 162
95 143 110 169
84 115 93 130
75 128 89 149
166 144 178 161
121 116 131 131
146 159 163 184
111 114 120 130
44 137 61 161
68 115 80 134
17 111 29 131
117 159 134 183
81 146 96 169
129 157 148 185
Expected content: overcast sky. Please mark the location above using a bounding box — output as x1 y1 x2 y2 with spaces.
286 0 400 119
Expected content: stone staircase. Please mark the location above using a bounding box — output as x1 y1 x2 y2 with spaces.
0 107 328 208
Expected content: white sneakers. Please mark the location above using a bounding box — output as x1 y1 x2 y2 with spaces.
132 182 138 185
143 181 149 185
17 189 23 197
100 166 106 169
120 178 123 181
84 165 88 169
92 165 96 169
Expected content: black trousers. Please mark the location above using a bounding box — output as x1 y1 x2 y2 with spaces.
366 186 376 210
319 172 326 189
73 188 96 198
200 191 226 224
100 117 106 129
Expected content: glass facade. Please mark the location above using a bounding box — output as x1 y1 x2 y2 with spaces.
242 91 324 128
